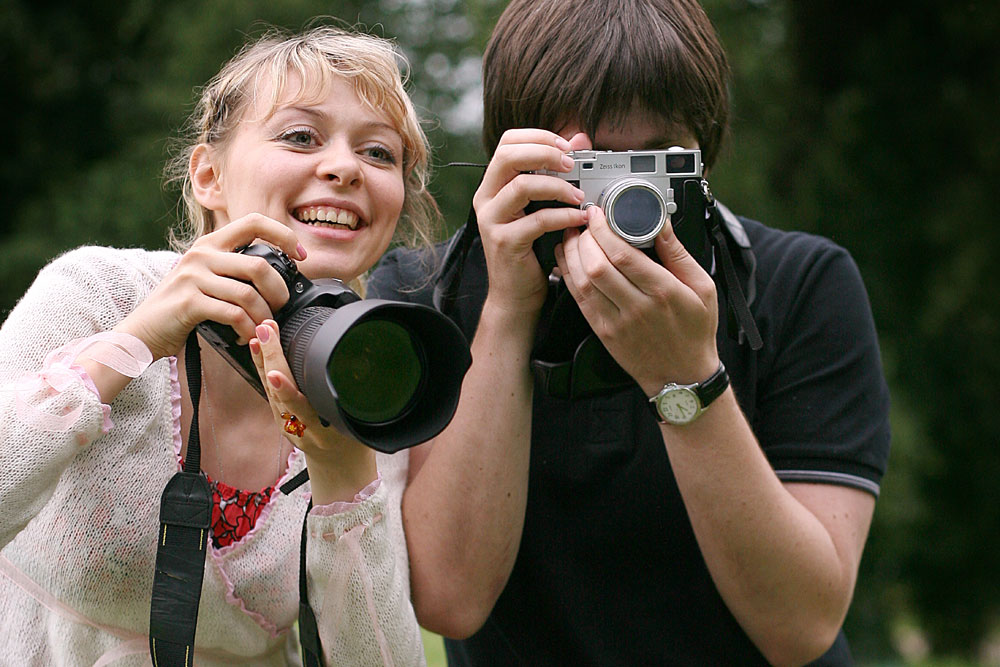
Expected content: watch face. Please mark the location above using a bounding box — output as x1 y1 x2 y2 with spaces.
658 387 701 424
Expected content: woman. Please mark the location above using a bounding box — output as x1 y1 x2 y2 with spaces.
0 24 436 665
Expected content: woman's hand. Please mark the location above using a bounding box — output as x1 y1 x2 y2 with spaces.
555 205 720 395
472 129 591 316
250 319 376 505
115 213 306 361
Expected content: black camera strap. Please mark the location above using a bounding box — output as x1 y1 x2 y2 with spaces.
703 187 763 350
277 470 326 667
149 331 212 666
148 334 326 666
296 499 325 666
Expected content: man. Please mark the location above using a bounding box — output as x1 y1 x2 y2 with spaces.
382 1 890 663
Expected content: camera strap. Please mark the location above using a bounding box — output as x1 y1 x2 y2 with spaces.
703 191 763 350
148 331 212 666
296 499 325 666
277 470 326 667
148 334 326 666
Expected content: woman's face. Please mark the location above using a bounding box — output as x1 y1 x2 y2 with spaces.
206 73 406 282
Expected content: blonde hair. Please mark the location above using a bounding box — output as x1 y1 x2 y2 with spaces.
166 23 439 254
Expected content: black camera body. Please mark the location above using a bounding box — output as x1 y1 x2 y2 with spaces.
526 147 711 274
197 244 471 453
197 244 356 394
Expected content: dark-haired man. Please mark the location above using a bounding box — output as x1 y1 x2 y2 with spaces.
385 1 890 664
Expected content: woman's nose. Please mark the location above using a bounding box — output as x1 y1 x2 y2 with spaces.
317 143 363 186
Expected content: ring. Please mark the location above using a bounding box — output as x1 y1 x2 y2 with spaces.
281 411 306 437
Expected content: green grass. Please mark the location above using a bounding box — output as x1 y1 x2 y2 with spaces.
422 629 447 666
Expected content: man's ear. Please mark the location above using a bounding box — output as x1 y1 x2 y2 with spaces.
189 144 226 211
567 132 592 151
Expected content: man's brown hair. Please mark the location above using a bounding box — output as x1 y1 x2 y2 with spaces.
482 0 730 168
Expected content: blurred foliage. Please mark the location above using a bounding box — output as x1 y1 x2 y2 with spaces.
2 0 997 661
705 0 999 660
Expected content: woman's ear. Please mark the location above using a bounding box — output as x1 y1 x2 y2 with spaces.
189 144 226 211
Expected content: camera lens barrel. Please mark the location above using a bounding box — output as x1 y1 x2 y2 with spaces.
283 306 427 427
602 178 668 247
280 300 470 454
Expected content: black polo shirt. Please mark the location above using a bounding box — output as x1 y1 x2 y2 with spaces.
368 213 890 665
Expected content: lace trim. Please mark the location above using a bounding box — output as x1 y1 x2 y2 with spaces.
9 332 152 434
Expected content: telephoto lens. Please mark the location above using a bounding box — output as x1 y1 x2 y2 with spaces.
197 244 471 453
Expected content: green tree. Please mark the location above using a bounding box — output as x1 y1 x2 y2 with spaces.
726 0 1000 657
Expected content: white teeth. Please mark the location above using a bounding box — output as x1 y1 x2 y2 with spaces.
337 210 358 228
295 206 360 230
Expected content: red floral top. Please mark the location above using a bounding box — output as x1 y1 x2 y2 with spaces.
207 476 274 549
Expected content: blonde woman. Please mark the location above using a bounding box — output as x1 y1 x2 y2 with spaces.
0 24 437 665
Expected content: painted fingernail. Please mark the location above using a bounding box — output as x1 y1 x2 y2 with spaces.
268 373 281 389
249 339 260 355
256 324 271 343
296 243 307 260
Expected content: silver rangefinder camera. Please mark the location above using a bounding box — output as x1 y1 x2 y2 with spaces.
526 147 708 273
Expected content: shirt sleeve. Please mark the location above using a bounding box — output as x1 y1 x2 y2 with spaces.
367 244 439 305
304 479 425 665
0 247 151 548
749 235 891 497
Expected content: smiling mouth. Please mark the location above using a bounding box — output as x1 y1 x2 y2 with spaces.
293 206 361 230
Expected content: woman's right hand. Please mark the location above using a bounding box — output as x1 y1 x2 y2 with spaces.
472 129 590 315
115 213 306 361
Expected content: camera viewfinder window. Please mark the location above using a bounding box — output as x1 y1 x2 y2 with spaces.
665 154 694 174
630 155 656 173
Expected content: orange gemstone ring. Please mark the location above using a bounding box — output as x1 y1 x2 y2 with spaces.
281 411 306 437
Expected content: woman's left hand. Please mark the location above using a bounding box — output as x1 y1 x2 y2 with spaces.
249 319 376 504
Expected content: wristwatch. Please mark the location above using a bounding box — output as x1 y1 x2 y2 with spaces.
648 362 729 425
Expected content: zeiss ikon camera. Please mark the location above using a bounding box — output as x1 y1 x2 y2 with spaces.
527 147 710 273
525 147 715 398
197 244 470 453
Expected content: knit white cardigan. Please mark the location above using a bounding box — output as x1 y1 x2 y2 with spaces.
0 246 424 666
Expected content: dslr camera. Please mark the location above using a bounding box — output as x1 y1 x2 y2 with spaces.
527 147 711 273
197 244 470 453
